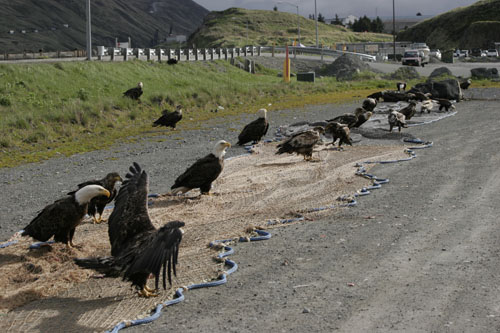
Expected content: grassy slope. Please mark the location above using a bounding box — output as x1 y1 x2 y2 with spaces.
397 0 500 49
0 60 402 168
0 0 208 53
188 8 392 48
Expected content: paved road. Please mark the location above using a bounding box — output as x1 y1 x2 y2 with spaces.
127 95 500 332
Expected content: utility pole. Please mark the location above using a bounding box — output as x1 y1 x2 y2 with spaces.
86 0 92 61
392 0 396 62
314 0 318 48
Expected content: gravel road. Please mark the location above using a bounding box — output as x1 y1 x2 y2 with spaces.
125 89 499 333
2 88 500 332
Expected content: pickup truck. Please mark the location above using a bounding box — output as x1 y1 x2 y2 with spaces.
402 50 425 67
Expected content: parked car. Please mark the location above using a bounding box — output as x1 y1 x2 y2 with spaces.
486 49 499 57
411 43 430 64
470 48 482 57
429 49 442 60
454 49 469 57
402 50 424 67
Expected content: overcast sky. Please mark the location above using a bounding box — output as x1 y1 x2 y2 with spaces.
194 0 479 18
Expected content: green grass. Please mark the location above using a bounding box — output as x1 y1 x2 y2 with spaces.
2 59 494 168
189 8 392 48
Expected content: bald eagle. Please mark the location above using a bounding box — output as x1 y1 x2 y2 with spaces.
153 105 183 129
353 111 373 128
435 98 455 111
75 163 184 297
460 79 471 90
276 126 324 161
420 100 434 113
325 122 352 148
123 82 143 100
327 114 358 128
399 101 417 120
362 98 377 112
22 185 110 247
237 108 269 145
74 172 122 224
388 110 407 132
397 82 407 91
171 140 231 195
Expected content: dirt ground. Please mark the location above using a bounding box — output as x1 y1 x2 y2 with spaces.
1 89 499 332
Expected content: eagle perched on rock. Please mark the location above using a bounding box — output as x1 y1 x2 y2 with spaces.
74 172 122 224
171 140 231 195
276 126 324 161
123 82 143 100
237 108 269 145
74 163 185 297
22 185 110 247
153 105 183 130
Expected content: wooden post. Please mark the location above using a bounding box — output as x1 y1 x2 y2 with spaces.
217 48 222 59
110 48 115 61
195 48 199 61
166 48 171 60
202 48 207 61
210 48 214 60
258 46 261 56
186 49 190 61
146 49 151 61
271 45 275 57
224 48 228 60
243 47 247 57
158 48 162 62
250 46 254 56
176 48 181 61
123 49 128 61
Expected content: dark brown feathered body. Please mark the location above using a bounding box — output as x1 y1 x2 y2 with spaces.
22 196 87 244
435 98 455 111
237 117 269 145
413 91 431 101
172 154 223 194
276 128 322 160
388 111 407 132
362 98 377 112
353 111 373 128
76 172 122 223
367 91 384 101
22 185 110 246
325 122 352 147
153 109 182 129
460 79 471 90
399 102 417 120
123 83 143 100
327 114 358 128
74 163 184 294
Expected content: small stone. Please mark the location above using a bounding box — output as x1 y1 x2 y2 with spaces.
302 308 310 313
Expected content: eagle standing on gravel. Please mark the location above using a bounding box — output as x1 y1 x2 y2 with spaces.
22 185 110 247
388 110 408 132
152 105 183 129
123 82 143 100
237 108 269 145
326 114 358 128
399 101 417 120
325 122 352 148
170 140 231 195
74 172 123 224
276 126 324 161
74 163 185 298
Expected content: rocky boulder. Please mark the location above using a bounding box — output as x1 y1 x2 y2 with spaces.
412 79 463 101
320 54 372 80
429 67 453 79
470 67 499 80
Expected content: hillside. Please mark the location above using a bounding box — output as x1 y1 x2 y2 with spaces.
188 8 392 48
397 0 500 49
0 0 208 53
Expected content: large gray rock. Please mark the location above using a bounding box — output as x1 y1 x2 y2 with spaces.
320 54 372 80
412 79 463 101
389 67 420 80
429 67 453 78
470 67 499 79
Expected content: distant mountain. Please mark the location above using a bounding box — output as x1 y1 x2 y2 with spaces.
188 8 392 48
397 0 500 49
0 0 208 53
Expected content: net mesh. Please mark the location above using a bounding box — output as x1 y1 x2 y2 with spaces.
0 142 408 332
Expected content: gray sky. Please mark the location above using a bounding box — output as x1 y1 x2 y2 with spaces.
194 0 479 18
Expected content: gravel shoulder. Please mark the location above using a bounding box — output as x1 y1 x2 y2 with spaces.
2 89 500 332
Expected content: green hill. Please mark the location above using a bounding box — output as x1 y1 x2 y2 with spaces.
0 0 208 53
188 8 392 48
397 0 500 49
